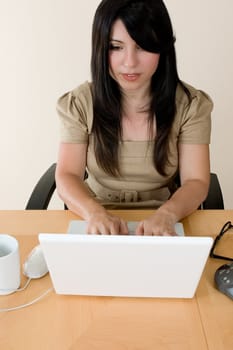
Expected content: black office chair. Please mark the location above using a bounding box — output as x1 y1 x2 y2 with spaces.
25 163 224 210
26 163 57 210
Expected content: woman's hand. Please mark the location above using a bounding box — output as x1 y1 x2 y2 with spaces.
87 211 129 235
135 209 177 236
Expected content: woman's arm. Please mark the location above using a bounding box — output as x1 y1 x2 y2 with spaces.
135 144 210 235
55 143 128 234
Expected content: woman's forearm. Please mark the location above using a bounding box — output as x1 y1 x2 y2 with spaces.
157 179 209 222
56 173 107 220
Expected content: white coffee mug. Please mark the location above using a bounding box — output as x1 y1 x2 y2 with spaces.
0 234 21 295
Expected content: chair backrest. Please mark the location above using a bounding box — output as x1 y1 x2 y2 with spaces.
201 173 224 209
26 164 56 210
25 163 224 210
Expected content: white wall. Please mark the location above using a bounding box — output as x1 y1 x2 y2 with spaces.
0 0 232 209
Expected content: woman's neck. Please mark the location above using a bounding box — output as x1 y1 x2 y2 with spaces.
122 89 151 119
120 87 155 141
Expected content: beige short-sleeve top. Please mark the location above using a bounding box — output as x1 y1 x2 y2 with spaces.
57 81 212 209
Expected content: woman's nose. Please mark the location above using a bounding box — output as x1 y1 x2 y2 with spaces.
123 49 138 68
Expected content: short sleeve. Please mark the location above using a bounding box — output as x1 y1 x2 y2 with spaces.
178 89 213 144
56 81 93 143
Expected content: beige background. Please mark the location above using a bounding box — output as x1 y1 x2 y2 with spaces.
0 0 232 209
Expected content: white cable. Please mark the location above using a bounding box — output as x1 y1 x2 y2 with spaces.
16 278 32 292
0 278 31 295
0 287 53 312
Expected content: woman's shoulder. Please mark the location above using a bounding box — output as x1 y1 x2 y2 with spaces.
56 81 94 138
176 81 213 108
174 81 213 144
71 81 93 99
57 81 92 107
57 81 93 118
64 81 93 109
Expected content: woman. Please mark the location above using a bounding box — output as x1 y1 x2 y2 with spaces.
56 0 212 235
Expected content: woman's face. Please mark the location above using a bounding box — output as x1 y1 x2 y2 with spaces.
109 19 160 94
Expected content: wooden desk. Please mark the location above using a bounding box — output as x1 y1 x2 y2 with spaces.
0 210 232 350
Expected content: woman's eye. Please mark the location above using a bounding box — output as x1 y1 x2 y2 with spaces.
109 44 122 51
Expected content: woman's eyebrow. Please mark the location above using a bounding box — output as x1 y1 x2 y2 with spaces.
110 39 124 43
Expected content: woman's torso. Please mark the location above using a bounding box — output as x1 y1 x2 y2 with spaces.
57 81 212 208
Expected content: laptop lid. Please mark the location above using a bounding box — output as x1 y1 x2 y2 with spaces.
39 228 213 298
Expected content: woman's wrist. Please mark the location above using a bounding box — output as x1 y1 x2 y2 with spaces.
156 204 178 224
82 198 107 221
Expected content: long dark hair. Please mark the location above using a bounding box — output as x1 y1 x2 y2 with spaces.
91 0 190 176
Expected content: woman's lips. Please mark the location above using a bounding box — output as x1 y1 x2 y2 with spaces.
121 74 140 81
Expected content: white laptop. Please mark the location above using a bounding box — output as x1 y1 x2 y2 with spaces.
39 221 213 298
